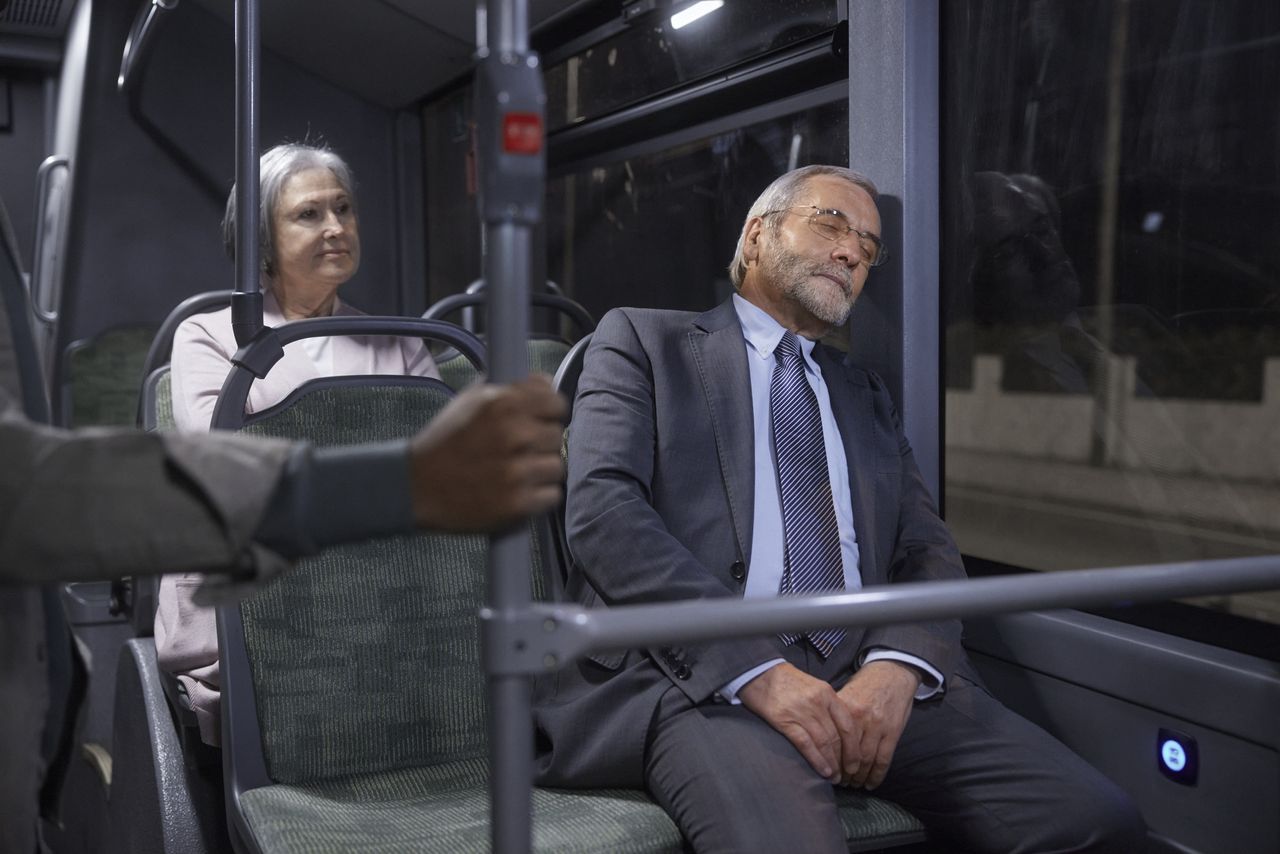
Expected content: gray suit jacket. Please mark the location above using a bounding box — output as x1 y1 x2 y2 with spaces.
533 300 967 789
0 385 295 854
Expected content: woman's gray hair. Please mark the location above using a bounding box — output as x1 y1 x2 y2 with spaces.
727 165 879 288
222 143 356 277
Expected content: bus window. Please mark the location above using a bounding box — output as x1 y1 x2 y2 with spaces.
941 0 1280 632
542 0 838 131
546 100 849 326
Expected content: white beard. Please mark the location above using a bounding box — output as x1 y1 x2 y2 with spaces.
760 244 856 327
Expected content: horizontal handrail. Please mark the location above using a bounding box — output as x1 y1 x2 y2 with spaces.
481 555 1280 675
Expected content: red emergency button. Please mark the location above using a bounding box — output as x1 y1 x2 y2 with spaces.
502 112 543 155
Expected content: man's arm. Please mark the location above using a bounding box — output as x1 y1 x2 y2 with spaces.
831 373 967 788
0 390 293 582
566 310 781 699
0 377 566 586
857 374 965 682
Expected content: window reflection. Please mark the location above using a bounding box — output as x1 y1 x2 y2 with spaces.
546 100 849 332
943 0 1280 625
544 0 837 131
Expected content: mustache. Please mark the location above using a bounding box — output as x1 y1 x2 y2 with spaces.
812 265 853 293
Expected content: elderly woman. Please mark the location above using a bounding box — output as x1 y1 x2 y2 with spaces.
170 143 438 431
159 143 439 746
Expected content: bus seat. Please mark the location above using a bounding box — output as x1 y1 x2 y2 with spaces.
215 372 685 852
425 288 596 388
435 335 576 391
59 324 157 427
135 291 234 428
108 638 226 854
546 335 929 852
140 365 175 432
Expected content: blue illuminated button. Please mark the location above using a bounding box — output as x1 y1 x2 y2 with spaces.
1156 728 1198 786
1160 739 1186 772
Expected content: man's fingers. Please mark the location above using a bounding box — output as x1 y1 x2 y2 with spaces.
863 732 900 790
828 695 862 781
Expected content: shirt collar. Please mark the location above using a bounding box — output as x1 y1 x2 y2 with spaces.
732 293 819 372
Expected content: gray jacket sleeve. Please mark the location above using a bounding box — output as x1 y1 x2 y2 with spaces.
0 389 294 585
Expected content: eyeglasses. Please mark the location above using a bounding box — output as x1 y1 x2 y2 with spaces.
763 205 889 267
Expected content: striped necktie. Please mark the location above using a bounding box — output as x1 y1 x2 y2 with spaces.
770 331 846 656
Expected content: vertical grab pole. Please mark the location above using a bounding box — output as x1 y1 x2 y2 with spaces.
232 0 263 347
474 1 544 852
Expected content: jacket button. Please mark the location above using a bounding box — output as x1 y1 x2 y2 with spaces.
674 664 692 680
730 560 746 581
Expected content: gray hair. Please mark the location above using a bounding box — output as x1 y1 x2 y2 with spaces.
222 143 356 277
727 165 879 288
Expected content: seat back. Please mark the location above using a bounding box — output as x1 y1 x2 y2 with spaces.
213 318 491 792
426 289 595 389
60 325 157 427
546 334 594 589
140 366 175 432
230 377 494 785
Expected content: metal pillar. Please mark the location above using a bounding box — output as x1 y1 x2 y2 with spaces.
232 0 262 347
474 1 545 851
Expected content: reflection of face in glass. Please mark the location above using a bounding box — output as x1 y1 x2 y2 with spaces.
970 172 1080 325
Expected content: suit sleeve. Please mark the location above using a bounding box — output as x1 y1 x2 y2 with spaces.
858 377 965 686
0 389 294 584
566 310 781 702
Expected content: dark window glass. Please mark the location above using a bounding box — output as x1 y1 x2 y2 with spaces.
423 87 482 306
942 0 1280 626
547 99 849 330
545 0 838 130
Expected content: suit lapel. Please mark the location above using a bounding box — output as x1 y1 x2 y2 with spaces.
689 301 755 565
813 345 881 583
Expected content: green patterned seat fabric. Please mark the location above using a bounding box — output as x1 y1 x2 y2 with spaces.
64 325 157 426
435 352 480 391
435 338 571 393
151 369 175 431
526 337 571 377
240 760 685 854
834 788 925 849
240 384 489 783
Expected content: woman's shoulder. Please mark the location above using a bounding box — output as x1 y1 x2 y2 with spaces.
174 304 235 350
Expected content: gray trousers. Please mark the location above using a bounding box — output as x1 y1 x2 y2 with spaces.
643 643 1146 854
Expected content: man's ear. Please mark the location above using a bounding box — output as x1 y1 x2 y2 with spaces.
742 217 766 266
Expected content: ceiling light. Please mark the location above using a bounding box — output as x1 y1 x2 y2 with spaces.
671 0 724 30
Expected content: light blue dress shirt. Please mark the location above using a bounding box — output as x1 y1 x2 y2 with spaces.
719 295 942 702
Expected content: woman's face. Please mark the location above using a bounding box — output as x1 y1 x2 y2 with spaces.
270 167 360 297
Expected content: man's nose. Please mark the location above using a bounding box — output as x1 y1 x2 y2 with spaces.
831 237 861 269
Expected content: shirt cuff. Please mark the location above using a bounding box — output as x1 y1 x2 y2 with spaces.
718 658 787 705
253 440 415 557
861 649 944 701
